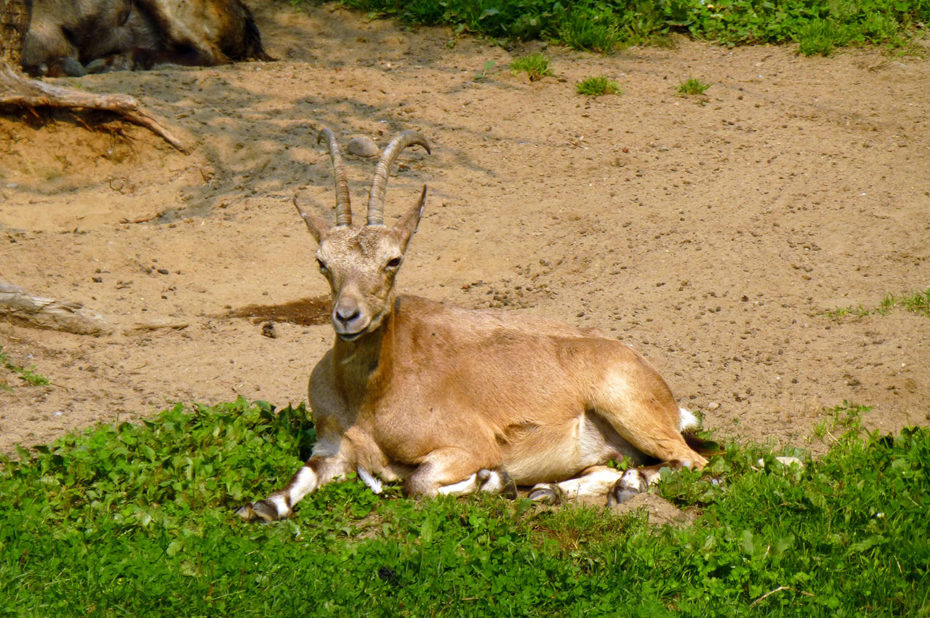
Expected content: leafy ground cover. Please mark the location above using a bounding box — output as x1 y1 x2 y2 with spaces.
1 399 927 615
332 0 930 54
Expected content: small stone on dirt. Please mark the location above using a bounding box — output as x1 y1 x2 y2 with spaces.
347 137 379 158
262 321 277 339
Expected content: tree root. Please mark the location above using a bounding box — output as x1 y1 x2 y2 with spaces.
0 63 187 152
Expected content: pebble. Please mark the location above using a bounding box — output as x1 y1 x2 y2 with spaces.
347 136 379 158
262 321 277 339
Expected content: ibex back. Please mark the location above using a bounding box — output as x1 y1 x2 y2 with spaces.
237 128 707 522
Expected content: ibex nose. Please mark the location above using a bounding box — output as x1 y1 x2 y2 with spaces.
334 305 360 326
332 297 366 338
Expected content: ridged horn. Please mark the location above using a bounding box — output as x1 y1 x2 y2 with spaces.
317 127 351 226
367 131 431 225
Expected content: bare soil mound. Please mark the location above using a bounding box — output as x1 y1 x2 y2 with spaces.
610 492 698 527
1 2 928 454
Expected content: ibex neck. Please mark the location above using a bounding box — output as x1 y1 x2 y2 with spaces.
332 302 397 394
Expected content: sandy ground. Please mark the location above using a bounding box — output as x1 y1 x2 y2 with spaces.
1 2 929 456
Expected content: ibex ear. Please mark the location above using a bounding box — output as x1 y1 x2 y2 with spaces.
393 186 427 253
293 196 331 244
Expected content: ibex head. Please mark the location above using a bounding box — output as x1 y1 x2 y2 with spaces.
295 128 431 342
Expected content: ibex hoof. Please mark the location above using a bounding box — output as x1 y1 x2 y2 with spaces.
237 500 282 522
607 469 649 506
528 483 562 505
476 468 518 499
608 488 642 506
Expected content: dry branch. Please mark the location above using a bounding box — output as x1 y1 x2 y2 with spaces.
0 63 188 152
0 281 113 336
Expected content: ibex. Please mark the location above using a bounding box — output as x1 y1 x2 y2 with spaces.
237 128 708 522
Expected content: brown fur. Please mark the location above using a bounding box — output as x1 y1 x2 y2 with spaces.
237 129 706 521
312 295 703 486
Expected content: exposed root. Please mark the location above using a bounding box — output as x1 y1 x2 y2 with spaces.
0 64 187 152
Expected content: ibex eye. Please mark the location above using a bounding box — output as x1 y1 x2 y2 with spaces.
317 258 328 273
385 257 402 270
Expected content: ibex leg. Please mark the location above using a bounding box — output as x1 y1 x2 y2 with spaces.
237 455 352 521
528 466 624 505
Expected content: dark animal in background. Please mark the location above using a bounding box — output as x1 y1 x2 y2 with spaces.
22 0 271 77
23 0 154 75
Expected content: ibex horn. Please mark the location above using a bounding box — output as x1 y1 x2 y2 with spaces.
367 131 431 226
317 128 352 226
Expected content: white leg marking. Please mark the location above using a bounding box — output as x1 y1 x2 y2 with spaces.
476 470 503 493
269 494 289 517
475 469 517 497
678 407 699 433
286 466 319 506
437 474 478 496
620 469 650 492
356 466 383 494
553 467 624 501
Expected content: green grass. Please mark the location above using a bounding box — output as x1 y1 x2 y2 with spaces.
0 346 50 388
558 9 622 53
825 304 873 320
812 401 869 442
509 52 553 80
797 18 849 55
330 0 930 55
2 397 929 614
827 287 930 320
576 75 622 96
678 76 712 95
879 288 930 316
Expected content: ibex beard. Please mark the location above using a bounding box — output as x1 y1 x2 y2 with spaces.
237 128 707 522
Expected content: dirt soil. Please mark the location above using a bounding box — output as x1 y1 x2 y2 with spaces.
1 2 929 456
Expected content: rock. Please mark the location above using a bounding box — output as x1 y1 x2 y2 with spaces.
126 319 188 332
0 280 113 336
261 321 277 339
347 136 379 158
